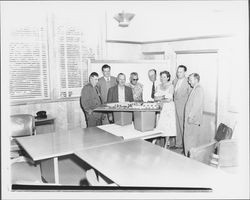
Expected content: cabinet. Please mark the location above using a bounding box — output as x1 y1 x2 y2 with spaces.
35 115 55 134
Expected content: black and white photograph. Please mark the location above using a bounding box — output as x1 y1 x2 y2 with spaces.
1 1 249 199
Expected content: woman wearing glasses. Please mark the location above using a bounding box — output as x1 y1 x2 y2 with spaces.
128 72 143 102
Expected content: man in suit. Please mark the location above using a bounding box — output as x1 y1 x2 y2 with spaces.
107 73 134 123
80 72 102 127
107 73 134 103
184 73 204 156
97 64 117 124
143 69 157 102
97 64 117 103
127 72 143 102
173 65 191 150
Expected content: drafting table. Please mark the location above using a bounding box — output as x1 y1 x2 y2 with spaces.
15 127 123 184
75 139 236 194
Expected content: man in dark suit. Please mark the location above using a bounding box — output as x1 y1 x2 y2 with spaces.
107 73 134 103
107 73 134 122
80 72 102 127
172 65 191 150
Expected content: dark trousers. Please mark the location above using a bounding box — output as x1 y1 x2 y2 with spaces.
85 112 102 127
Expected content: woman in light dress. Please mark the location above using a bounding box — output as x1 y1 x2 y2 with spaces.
154 71 177 148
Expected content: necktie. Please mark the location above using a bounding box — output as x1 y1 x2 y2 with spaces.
151 82 155 99
95 87 102 104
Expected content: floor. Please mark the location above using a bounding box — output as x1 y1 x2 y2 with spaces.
168 147 184 155
57 155 90 185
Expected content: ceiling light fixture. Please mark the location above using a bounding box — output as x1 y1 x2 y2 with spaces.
114 10 135 27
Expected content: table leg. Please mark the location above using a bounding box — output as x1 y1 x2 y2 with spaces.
40 157 59 184
53 157 59 184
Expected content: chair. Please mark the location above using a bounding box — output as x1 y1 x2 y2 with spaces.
10 114 42 185
80 97 89 127
216 139 238 167
10 114 36 159
189 122 238 171
11 161 43 185
189 142 217 166
11 159 66 186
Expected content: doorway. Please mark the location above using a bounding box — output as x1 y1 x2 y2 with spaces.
176 50 219 144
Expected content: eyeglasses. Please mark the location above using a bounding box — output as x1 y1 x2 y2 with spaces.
132 78 138 81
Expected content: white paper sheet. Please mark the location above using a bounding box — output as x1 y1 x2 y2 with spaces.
97 124 163 140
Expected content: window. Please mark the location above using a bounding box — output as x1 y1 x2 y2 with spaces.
9 25 50 101
55 24 94 98
7 8 101 103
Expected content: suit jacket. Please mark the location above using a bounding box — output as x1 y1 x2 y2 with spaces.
173 77 191 103
184 84 204 126
81 83 102 113
107 85 134 103
173 77 191 124
97 76 117 103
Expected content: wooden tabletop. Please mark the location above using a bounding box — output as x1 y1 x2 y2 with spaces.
16 127 123 161
34 114 55 122
75 139 235 191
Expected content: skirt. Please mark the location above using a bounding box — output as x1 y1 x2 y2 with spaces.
156 101 177 137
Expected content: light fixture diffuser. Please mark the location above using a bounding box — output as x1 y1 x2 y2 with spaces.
114 10 135 27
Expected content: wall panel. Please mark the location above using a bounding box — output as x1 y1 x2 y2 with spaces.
10 99 87 133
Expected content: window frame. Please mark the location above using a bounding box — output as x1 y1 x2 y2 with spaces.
9 12 96 106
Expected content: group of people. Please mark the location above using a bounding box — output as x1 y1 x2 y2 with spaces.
80 64 204 157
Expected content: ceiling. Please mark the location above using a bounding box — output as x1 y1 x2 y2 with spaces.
2 1 248 42
105 1 248 42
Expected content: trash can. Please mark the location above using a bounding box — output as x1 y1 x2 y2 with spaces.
133 111 156 132
113 112 133 126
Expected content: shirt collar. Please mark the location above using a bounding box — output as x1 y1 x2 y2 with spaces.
118 85 125 89
104 76 110 81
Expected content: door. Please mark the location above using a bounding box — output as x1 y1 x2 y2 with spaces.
176 51 218 144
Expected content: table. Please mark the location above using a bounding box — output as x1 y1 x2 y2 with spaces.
15 126 236 195
75 139 235 192
98 124 163 140
95 105 161 129
94 105 161 112
35 115 56 134
15 127 123 184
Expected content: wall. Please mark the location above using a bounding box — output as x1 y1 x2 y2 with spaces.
8 35 247 137
105 42 143 60
6 1 248 134
11 99 87 132
141 35 247 139
103 34 248 143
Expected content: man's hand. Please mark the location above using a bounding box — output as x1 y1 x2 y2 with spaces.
187 116 194 124
108 113 113 123
154 95 164 101
162 98 172 103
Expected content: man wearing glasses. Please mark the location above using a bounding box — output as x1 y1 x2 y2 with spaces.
127 72 143 102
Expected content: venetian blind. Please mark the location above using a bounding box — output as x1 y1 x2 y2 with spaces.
9 24 50 101
55 23 95 98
